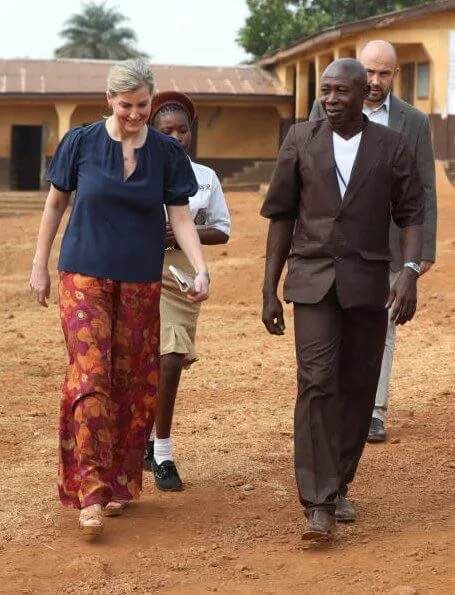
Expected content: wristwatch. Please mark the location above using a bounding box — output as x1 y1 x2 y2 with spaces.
403 261 421 275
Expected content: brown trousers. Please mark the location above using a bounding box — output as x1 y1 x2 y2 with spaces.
293 284 387 510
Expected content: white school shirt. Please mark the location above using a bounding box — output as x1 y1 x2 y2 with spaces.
332 131 362 199
188 161 231 236
362 93 390 127
164 161 231 236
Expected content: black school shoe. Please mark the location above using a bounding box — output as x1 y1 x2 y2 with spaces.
152 459 184 491
143 440 154 472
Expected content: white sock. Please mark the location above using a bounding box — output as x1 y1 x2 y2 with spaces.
154 437 173 465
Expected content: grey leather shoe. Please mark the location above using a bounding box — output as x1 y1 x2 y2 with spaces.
367 417 387 443
302 508 336 540
334 494 357 522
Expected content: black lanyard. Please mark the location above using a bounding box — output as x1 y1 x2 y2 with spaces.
335 161 348 191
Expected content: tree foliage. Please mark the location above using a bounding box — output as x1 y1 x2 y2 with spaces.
238 0 431 60
237 0 330 60
54 1 147 60
314 0 425 25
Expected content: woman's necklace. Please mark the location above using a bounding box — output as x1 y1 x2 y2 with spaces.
122 129 147 162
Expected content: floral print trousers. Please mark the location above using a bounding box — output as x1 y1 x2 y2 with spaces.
58 272 160 509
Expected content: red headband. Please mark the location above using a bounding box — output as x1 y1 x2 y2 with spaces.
150 91 196 124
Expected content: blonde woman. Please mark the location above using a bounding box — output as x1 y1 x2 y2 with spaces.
30 60 209 536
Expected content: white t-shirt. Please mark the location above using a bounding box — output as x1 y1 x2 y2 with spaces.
332 132 362 199
189 161 231 236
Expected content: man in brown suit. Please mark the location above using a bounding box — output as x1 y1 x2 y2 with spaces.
309 40 437 445
261 58 424 540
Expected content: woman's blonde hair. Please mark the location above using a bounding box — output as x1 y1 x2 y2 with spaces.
107 59 154 96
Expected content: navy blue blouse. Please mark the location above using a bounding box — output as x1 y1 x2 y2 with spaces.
47 120 198 283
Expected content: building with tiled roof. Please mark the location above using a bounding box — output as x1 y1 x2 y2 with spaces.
0 59 292 189
0 60 289 97
2 0 455 190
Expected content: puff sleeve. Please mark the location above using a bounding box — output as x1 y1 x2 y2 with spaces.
46 127 84 192
163 137 198 206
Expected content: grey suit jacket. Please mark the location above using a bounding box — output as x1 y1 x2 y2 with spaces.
309 95 437 271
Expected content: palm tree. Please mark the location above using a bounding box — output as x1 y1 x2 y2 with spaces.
54 2 147 60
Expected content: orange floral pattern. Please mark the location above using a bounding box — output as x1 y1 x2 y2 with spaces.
58 272 161 509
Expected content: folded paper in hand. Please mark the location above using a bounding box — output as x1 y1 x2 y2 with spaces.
168 265 195 293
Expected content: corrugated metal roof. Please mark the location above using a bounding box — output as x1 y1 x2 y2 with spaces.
0 59 290 97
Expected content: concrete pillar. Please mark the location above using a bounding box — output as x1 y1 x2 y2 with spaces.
315 54 333 96
296 60 309 120
422 39 445 115
284 64 296 94
276 102 293 120
54 102 77 140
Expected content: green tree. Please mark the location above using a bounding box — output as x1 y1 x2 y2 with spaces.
238 0 432 60
237 0 330 61
54 1 147 60
314 0 426 25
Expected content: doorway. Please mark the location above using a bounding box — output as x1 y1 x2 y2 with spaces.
400 63 415 106
10 125 42 190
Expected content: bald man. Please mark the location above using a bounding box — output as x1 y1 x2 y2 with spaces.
310 40 437 445
262 59 424 539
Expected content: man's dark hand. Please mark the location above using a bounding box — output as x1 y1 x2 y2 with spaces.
419 260 434 276
386 268 418 325
262 293 285 335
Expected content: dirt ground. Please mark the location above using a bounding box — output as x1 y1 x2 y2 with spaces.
0 164 454 595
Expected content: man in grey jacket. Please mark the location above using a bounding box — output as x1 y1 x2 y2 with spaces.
310 40 437 455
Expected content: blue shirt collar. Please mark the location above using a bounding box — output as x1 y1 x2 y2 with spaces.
364 93 391 114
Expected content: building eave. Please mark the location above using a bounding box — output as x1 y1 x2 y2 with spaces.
258 0 455 67
0 92 292 103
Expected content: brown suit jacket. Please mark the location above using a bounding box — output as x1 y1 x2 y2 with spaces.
261 117 424 309
309 95 437 271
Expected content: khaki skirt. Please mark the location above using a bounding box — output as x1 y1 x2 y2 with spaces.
160 249 201 366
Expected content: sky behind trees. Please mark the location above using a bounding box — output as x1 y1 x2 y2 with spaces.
1 0 249 65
